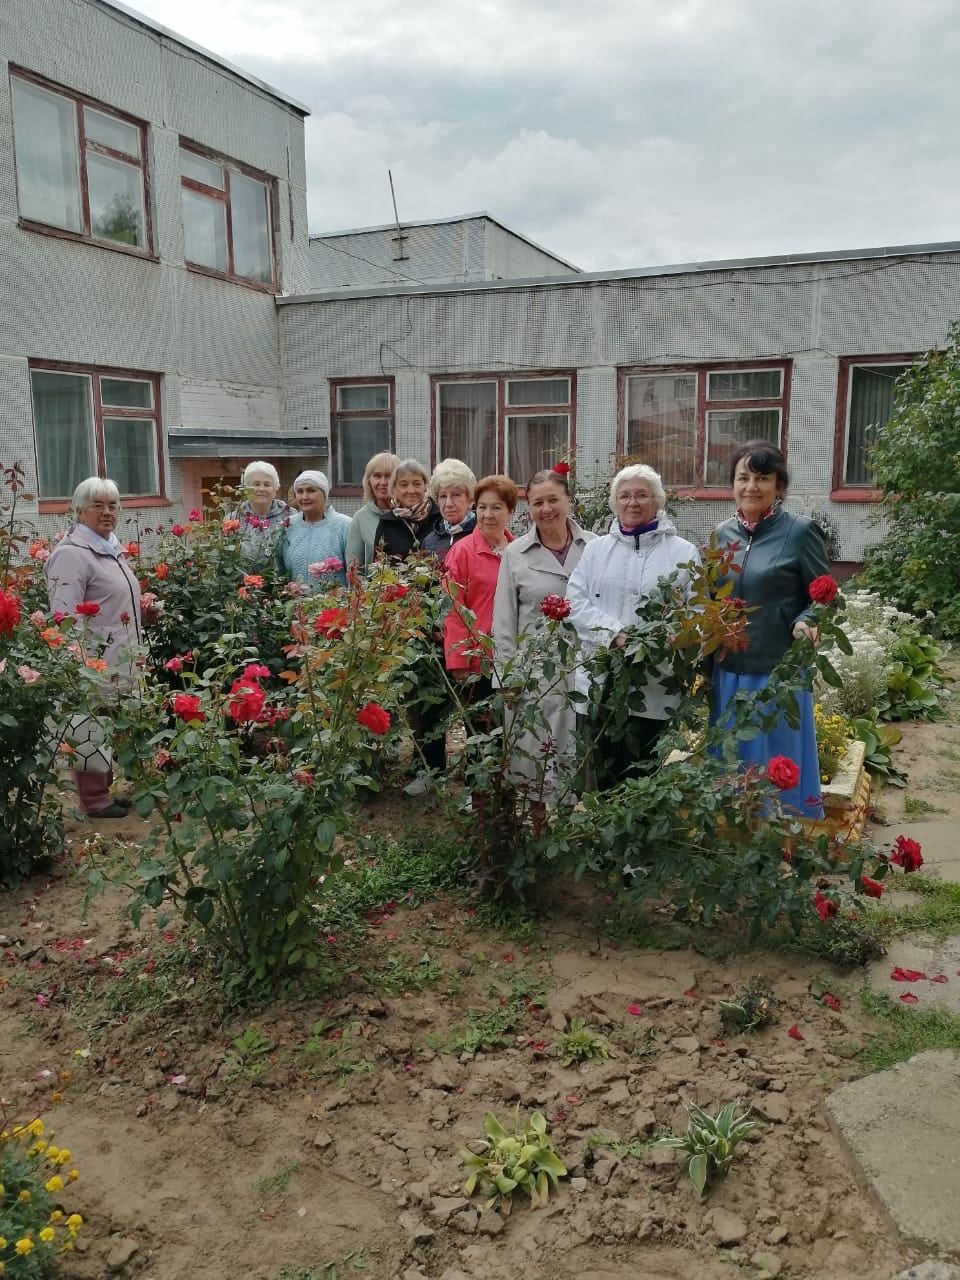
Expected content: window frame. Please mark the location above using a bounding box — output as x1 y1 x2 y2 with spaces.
430 370 577 483
618 358 791 494
29 359 167 513
329 377 396 496
832 354 915 501
9 65 155 259
179 139 279 293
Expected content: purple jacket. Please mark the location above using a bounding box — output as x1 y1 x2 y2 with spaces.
45 529 144 683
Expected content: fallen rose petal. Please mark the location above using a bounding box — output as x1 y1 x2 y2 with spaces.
36 994 49 1007
900 992 920 1004
787 1024 805 1040
710 1037 726 1048
821 993 842 1011
501 953 514 963
167 1073 186 1085
891 967 927 982
682 987 697 999
626 1003 643 1016
551 1109 567 1123
931 974 949 983
565 1093 582 1105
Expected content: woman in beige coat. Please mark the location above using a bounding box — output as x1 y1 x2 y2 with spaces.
492 467 594 804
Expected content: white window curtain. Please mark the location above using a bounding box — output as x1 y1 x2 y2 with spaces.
439 383 496 478
31 371 95 498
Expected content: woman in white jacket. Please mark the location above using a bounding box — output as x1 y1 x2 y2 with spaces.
566 464 699 789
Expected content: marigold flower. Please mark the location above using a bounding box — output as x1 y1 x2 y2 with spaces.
54 1148 71 1165
65 1213 83 1231
766 755 800 790
75 601 101 617
890 834 923 873
39 1227 55 1243
356 702 391 735
15 1238 34 1255
67 1168 79 1181
540 593 570 621
49 1211 63 1223
45 1175 64 1193
18 1189 31 1202
808 574 839 605
0 588 23 634
172 693 204 722
154 562 170 580
27 1119 44 1136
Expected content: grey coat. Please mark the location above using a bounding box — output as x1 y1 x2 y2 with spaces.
492 519 595 794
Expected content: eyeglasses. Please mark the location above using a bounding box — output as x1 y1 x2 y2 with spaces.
87 502 120 512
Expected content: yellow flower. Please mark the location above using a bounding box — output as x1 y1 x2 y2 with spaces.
0 1234 5 1247
55 1149 71 1165
45 1175 64 1193
67 1169 79 1182
51 1091 63 1104
65 1213 83 1231
49 1210 63 1222
15 1237 34 1255
45 1146 60 1162
29 1140 47 1156
0 1184 4 1197
0 1260 5 1274
39 1227 55 1243
18 1189 31 1202
27 1119 44 1137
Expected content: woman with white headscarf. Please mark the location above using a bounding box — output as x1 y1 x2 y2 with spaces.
277 470 351 588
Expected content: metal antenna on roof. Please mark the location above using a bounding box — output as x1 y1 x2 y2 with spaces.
388 169 409 262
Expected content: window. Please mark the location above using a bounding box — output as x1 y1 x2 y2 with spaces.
179 143 276 288
836 358 911 490
30 364 162 501
434 375 574 480
331 381 395 488
10 69 150 252
622 362 790 488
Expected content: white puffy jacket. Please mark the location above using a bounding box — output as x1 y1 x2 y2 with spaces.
565 515 700 718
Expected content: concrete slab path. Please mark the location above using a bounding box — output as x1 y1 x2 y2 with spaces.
827 1050 960 1258
866 936 960 1015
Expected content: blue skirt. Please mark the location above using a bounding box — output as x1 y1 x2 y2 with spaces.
710 668 824 819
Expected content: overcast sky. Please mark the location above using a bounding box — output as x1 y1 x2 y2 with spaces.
129 0 960 272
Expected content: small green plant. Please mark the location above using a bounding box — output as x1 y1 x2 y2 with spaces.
461 1107 567 1211
586 1131 649 1159
367 952 442 996
653 1100 759 1196
224 1026 272 1081
903 794 947 817
303 1021 374 1086
555 1018 611 1066
449 1006 517 1056
718 975 778 1033
850 711 906 785
254 1162 299 1200
805 906 893 965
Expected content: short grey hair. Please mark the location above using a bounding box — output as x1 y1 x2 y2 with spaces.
72 476 120 515
389 458 430 495
609 463 666 513
242 460 280 488
429 458 477 501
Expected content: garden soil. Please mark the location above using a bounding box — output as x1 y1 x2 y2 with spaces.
3 700 960 1280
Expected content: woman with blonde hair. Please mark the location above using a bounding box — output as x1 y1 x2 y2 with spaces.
346 451 399 568
422 458 478 563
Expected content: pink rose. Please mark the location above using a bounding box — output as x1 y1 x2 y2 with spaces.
18 664 41 684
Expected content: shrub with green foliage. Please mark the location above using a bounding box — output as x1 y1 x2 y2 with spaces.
862 324 960 636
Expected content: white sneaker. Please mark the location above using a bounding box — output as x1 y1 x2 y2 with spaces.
403 775 431 798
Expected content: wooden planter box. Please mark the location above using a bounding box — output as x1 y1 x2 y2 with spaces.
802 738 870 845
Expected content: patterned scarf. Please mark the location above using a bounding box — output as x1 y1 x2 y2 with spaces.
392 496 432 522
736 496 783 534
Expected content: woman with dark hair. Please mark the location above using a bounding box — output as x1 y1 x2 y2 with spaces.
492 466 594 797
711 440 831 817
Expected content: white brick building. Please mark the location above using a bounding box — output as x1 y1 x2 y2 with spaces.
2 0 959 561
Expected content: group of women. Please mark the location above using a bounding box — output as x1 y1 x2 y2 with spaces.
46 439 830 822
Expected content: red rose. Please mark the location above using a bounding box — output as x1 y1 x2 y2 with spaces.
381 584 410 603
552 461 571 477
356 702 391 735
315 608 348 639
172 693 204 722
809 574 839 605
189 509 203 522
890 834 923 873
226 679 267 724
293 770 314 787
242 663 271 681
730 597 747 611
540 594 571 621
171 524 186 537
0 588 22 634
124 541 140 557
861 875 884 899
813 890 838 921
766 755 800 790
75 601 101 617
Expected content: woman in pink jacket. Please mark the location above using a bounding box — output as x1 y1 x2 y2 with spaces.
44 476 146 818
442 474 517 702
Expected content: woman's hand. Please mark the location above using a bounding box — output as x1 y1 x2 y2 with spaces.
793 620 819 644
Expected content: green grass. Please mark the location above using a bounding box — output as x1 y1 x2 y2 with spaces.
255 1162 299 1199
364 951 443 996
887 876 960 940
903 795 948 817
859 990 960 1072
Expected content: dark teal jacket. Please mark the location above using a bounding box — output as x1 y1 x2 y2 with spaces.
713 508 830 675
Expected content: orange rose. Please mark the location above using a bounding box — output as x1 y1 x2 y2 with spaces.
40 627 65 648
85 658 108 672
154 562 169 580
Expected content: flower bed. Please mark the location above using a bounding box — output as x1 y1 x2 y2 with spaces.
802 738 870 846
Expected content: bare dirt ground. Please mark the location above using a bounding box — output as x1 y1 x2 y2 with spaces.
4 699 960 1280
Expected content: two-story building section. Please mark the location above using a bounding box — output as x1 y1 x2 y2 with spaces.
1 0 320 527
